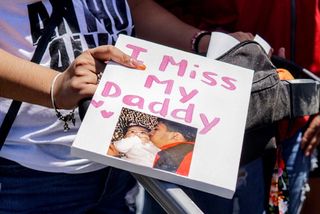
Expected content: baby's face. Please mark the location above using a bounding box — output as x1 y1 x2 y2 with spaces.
125 126 150 143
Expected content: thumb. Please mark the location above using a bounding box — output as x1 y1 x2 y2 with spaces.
89 45 146 70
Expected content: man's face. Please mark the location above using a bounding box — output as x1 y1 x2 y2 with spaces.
125 126 150 143
149 122 171 148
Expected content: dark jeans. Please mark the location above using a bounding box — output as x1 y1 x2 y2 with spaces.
0 158 136 214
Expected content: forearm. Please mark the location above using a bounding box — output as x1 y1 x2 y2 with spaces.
0 45 146 110
0 49 58 108
128 0 210 53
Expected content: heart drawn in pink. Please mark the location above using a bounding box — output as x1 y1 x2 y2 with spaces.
101 110 114 118
91 99 104 108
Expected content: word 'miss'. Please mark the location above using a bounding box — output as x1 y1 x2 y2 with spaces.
101 43 241 135
127 44 238 91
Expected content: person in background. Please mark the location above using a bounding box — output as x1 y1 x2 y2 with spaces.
156 0 320 213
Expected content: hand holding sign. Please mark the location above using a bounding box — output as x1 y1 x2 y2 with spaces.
53 45 145 110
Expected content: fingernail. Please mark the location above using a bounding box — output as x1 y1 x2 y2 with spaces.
130 58 146 70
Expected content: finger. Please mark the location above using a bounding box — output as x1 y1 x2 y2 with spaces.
80 53 107 74
304 137 315 156
237 32 251 41
277 47 286 58
301 115 320 150
82 71 100 84
305 141 315 156
89 45 146 70
247 32 254 40
71 55 97 75
77 82 98 98
304 131 320 156
241 32 254 40
301 127 315 150
72 66 98 81
268 48 274 58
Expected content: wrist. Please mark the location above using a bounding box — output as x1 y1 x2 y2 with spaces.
198 34 211 55
191 30 211 55
50 73 63 109
50 72 76 131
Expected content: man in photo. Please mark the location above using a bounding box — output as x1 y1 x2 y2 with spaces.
150 118 197 176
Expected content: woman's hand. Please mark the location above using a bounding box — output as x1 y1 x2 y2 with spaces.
301 115 320 156
53 45 145 109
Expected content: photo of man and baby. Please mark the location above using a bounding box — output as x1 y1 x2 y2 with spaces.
107 108 197 176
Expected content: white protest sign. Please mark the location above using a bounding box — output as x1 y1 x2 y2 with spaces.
72 35 254 199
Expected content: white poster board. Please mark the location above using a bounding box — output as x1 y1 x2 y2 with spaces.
72 35 254 199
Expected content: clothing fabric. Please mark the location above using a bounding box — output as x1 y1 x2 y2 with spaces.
0 0 134 173
113 136 160 167
0 157 136 214
153 141 194 176
271 69 314 214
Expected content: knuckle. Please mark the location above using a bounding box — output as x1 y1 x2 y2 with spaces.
69 78 79 89
74 57 88 67
74 69 87 76
121 54 130 64
81 50 92 59
105 45 114 55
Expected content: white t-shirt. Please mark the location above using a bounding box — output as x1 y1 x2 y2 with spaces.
0 0 134 173
114 136 160 167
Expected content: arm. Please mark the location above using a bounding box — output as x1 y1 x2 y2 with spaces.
301 115 320 156
128 0 210 53
128 0 254 54
0 49 57 108
0 46 144 109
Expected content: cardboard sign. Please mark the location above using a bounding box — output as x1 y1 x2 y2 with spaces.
72 35 254 199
